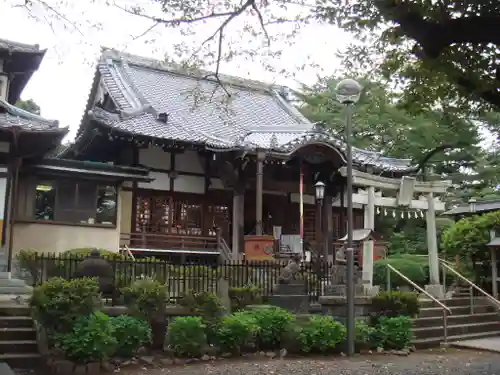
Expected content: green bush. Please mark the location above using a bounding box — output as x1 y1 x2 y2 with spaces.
111 316 152 358
229 286 262 311
373 254 428 288
249 306 294 350
167 316 207 357
54 312 116 363
30 277 101 334
293 316 346 353
215 312 259 353
63 248 124 259
378 316 413 350
355 319 376 350
179 291 226 340
122 278 168 321
371 291 420 322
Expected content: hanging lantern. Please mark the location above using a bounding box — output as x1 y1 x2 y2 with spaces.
400 211 404 218
376 207 381 214
384 208 388 216
392 210 396 218
420 210 424 218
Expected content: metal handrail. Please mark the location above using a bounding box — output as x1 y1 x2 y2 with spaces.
387 264 452 313
219 237 232 261
440 262 500 311
386 264 451 346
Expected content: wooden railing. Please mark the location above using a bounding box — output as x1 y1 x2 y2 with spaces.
120 232 219 252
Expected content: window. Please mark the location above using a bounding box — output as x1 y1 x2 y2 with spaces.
34 180 117 225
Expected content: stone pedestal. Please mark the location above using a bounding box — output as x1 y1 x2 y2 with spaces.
425 284 445 299
318 295 374 320
268 280 309 313
0 272 32 296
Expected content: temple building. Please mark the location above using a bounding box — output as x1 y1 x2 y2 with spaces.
1 45 452 297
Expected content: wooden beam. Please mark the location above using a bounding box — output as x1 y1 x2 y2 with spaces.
339 167 451 194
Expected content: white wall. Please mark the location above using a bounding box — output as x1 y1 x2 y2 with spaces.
138 146 223 193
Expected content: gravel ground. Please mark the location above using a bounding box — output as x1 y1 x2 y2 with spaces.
13 349 500 375
118 350 500 375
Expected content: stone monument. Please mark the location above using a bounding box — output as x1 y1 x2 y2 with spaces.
268 255 310 313
75 249 114 295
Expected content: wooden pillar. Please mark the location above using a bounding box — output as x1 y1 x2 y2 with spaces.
323 195 333 262
232 191 244 260
255 150 265 235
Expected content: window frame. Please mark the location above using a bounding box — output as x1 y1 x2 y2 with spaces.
30 177 119 228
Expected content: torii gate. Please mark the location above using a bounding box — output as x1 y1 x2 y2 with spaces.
338 167 451 298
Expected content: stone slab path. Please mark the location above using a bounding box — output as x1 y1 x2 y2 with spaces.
451 336 500 353
116 350 500 375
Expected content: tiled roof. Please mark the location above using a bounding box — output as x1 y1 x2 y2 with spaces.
87 49 416 172
0 98 68 133
443 199 500 215
0 39 44 54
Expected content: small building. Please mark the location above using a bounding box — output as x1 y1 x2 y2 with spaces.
443 198 500 219
0 40 151 271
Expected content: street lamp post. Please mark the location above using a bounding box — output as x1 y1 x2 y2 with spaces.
335 78 362 357
314 181 326 261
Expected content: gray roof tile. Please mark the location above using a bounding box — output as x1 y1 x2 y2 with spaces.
89 49 415 172
0 98 67 133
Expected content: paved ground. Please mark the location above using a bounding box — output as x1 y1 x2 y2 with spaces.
452 336 500 353
116 350 500 375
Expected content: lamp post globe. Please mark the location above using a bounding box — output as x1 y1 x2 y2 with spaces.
335 78 362 105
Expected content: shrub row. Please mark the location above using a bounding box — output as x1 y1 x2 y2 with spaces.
167 306 413 357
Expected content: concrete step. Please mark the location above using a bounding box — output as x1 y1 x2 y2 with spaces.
0 327 37 341
413 329 500 349
413 312 500 328
413 321 500 340
0 305 31 317
418 304 494 318
419 297 487 308
0 316 34 328
0 353 41 369
0 340 38 354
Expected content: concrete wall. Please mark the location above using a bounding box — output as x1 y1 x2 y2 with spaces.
11 185 125 255
12 223 120 255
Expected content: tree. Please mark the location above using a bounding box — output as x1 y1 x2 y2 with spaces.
297 77 494 194
15 99 41 115
11 1 500 116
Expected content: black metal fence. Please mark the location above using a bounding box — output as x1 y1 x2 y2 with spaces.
17 254 332 304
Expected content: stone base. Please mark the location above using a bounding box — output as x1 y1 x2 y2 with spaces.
318 295 373 318
362 284 380 297
268 295 310 313
324 283 365 297
273 280 306 295
425 284 445 299
0 272 33 296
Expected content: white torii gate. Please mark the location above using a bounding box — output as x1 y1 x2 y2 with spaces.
338 167 452 298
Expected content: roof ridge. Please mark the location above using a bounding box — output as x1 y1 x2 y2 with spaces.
100 47 285 93
0 98 59 127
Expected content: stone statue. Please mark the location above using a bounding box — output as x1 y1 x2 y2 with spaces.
278 254 301 284
75 249 114 295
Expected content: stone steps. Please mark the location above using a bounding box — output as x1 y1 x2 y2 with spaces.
411 295 500 348
0 304 40 369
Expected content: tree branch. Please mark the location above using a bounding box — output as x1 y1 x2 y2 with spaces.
376 0 500 107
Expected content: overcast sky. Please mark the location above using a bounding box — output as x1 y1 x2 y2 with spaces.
0 0 353 139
